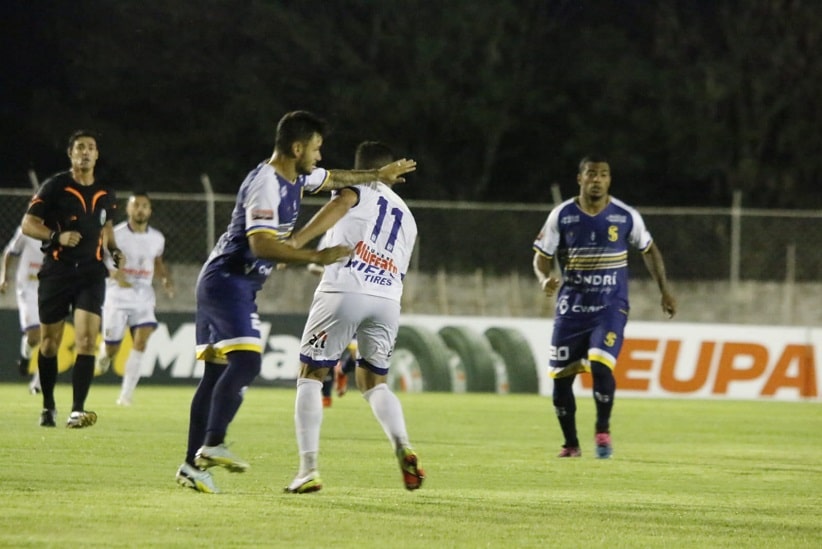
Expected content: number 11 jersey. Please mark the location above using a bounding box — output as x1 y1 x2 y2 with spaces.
316 182 417 302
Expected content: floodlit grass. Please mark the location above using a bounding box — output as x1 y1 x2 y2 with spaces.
1 382 820 548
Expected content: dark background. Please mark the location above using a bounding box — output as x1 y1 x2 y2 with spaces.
2 0 820 207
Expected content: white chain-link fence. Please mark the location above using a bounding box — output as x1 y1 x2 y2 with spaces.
2 187 820 325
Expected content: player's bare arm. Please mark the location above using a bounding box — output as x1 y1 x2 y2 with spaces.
641 242 677 318
324 159 416 190
533 252 561 297
0 250 12 293
102 221 125 267
290 188 359 249
249 232 351 265
154 256 175 297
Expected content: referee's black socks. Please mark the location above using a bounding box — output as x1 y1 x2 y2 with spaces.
71 354 95 412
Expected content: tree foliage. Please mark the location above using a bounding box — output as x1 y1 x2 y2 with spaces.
1 0 819 207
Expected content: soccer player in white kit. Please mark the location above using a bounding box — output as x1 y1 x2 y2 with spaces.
175 113 417 495
0 226 44 394
285 141 425 494
95 192 174 405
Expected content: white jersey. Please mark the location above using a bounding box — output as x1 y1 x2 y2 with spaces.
316 182 417 302
3 227 42 291
104 222 166 307
4 227 43 330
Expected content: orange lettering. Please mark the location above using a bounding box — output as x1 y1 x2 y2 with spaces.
579 371 592 389
659 340 715 393
713 343 768 393
762 344 817 397
614 338 657 391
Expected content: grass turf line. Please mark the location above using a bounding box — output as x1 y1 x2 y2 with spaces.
1 383 820 548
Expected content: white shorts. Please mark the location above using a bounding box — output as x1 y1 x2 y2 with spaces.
102 300 158 344
299 291 400 375
16 287 40 331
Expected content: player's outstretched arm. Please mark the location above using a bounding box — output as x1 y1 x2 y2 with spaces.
249 232 351 266
322 159 416 190
291 189 359 249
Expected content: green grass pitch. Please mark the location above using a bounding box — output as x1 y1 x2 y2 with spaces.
2 382 820 548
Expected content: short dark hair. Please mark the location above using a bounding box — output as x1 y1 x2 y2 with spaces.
355 141 394 170
274 111 327 157
67 129 98 153
578 154 609 173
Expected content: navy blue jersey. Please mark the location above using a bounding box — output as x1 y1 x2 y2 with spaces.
200 163 329 291
533 197 652 316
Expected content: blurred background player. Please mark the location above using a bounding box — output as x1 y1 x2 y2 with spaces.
95 192 174 406
21 129 123 428
0 226 43 394
285 141 424 494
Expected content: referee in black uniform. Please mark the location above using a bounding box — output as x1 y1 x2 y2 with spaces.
22 130 124 428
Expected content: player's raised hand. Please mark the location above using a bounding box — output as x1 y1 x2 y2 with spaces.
377 159 417 185
315 245 352 265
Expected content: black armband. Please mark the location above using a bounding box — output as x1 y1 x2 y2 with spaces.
49 231 60 246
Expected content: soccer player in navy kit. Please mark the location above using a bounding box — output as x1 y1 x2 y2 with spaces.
533 156 676 459
175 112 417 494
21 129 124 428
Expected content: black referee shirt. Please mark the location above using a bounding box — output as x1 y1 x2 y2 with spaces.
26 170 118 265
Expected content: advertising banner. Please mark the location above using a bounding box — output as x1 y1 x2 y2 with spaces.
1 310 817 401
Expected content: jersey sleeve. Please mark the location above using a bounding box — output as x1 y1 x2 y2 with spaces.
303 168 330 193
156 231 166 257
627 208 653 251
25 178 58 219
3 227 24 256
245 173 281 237
532 206 561 258
104 188 118 221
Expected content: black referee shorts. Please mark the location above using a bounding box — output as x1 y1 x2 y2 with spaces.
38 260 107 324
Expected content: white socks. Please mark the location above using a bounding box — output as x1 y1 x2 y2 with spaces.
294 378 323 475
20 336 33 359
363 383 410 449
118 350 144 402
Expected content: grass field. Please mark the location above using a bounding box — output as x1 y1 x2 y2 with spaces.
2 382 820 548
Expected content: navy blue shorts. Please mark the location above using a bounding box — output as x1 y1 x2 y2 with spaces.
549 306 629 378
194 271 262 362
